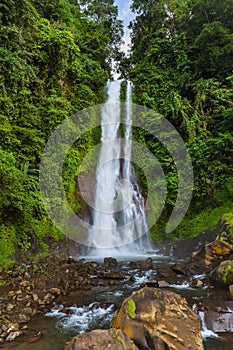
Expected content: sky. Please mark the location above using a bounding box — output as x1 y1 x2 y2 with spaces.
114 0 135 54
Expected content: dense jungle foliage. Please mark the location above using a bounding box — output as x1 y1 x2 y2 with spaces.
0 0 123 265
0 0 233 265
123 0 233 241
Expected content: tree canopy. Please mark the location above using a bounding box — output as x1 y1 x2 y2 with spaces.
124 0 233 241
0 0 123 265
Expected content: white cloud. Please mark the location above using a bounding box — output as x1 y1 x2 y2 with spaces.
115 0 134 53
121 35 132 55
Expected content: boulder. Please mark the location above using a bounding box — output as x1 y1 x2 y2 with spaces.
129 258 153 270
157 267 177 280
210 260 233 286
64 329 139 350
104 257 118 267
158 280 170 288
111 287 204 350
172 262 187 275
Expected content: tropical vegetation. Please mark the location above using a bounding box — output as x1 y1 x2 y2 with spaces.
0 0 233 265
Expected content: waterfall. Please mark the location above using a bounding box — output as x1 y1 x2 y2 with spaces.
199 311 219 339
89 80 150 255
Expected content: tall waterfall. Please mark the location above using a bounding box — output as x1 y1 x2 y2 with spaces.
89 80 150 254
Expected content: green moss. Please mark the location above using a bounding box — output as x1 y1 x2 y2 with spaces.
137 289 145 297
154 290 162 299
109 330 126 348
223 212 233 228
0 225 16 267
115 336 126 348
222 265 233 285
220 237 233 250
127 299 136 319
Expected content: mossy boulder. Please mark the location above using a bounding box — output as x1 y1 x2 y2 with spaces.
211 260 233 286
111 287 204 350
64 329 139 350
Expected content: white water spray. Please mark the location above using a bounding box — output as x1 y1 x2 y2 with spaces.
89 80 150 255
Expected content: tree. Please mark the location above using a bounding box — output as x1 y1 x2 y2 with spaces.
128 0 233 241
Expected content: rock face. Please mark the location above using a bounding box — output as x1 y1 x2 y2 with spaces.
205 240 232 267
111 287 204 350
64 329 139 350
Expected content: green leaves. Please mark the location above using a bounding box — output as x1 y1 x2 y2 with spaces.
129 0 233 241
0 0 122 265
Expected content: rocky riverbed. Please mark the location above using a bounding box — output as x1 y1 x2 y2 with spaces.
0 220 233 349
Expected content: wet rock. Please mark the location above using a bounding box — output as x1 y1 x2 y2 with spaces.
111 287 204 350
64 329 139 350
6 330 23 342
140 280 159 288
203 302 233 333
104 257 118 267
49 288 61 296
59 308 75 315
191 279 203 288
44 293 56 304
24 331 42 344
158 280 170 288
157 267 177 279
129 258 153 270
172 262 187 275
90 261 99 269
99 272 126 280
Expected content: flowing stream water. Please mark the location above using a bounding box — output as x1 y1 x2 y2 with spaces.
3 255 233 350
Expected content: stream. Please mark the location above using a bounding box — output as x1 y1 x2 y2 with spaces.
2 253 233 350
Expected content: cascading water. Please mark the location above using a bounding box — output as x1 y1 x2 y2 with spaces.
89 80 150 255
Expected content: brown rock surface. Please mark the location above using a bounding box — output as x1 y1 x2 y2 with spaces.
111 287 204 350
205 240 232 267
64 329 139 350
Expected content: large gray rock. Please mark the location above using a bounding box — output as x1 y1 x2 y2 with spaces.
203 301 233 333
64 329 139 350
111 287 204 350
